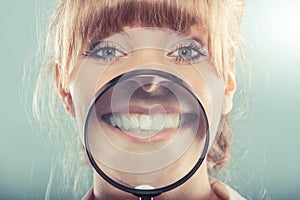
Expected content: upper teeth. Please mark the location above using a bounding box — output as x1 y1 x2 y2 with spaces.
103 113 180 134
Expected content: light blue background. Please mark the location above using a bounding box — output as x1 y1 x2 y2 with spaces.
0 0 299 199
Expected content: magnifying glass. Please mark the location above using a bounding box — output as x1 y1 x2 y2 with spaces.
84 69 209 200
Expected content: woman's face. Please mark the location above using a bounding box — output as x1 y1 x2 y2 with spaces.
69 25 222 135
66 25 231 188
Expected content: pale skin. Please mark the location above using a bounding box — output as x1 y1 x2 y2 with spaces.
56 25 236 200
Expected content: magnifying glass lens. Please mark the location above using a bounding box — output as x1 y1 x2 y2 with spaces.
84 70 209 195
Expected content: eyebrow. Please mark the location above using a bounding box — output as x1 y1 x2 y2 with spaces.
87 28 131 49
116 28 131 39
167 30 205 46
191 37 205 47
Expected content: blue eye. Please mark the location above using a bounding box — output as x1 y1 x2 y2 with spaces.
85 41 127 62
171 47 198 57
95 47 123 58
168 41 207 63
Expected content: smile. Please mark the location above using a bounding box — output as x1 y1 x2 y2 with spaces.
102 112 197 135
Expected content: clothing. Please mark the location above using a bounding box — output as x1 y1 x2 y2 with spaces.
83 179 246 200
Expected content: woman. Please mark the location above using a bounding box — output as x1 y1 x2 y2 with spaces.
34 0 245 199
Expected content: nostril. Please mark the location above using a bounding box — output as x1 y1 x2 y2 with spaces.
141 83 158 92
136 76 163 93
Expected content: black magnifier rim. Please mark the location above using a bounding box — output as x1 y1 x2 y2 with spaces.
84 69 210 197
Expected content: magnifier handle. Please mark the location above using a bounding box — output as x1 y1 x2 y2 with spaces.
139 196 154 200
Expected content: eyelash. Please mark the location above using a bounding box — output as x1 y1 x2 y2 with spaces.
167 41 207 64
83 41 127 62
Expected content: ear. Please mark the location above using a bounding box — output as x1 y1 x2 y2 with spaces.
55 64 75 117
222 67 236 115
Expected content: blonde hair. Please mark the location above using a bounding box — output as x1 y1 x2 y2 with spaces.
34 0 245 197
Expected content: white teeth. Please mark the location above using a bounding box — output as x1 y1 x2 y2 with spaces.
110 115 117 127
121 115 131 130
130 115 139 129
165 115 173 129
140 115 151 129
115 115 122 128
107 113 181 134
151 114 164 130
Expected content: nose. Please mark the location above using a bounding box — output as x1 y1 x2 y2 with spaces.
137 77 162 93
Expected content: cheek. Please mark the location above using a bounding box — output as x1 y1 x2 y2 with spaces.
174 67 214 124
69 58 111 141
